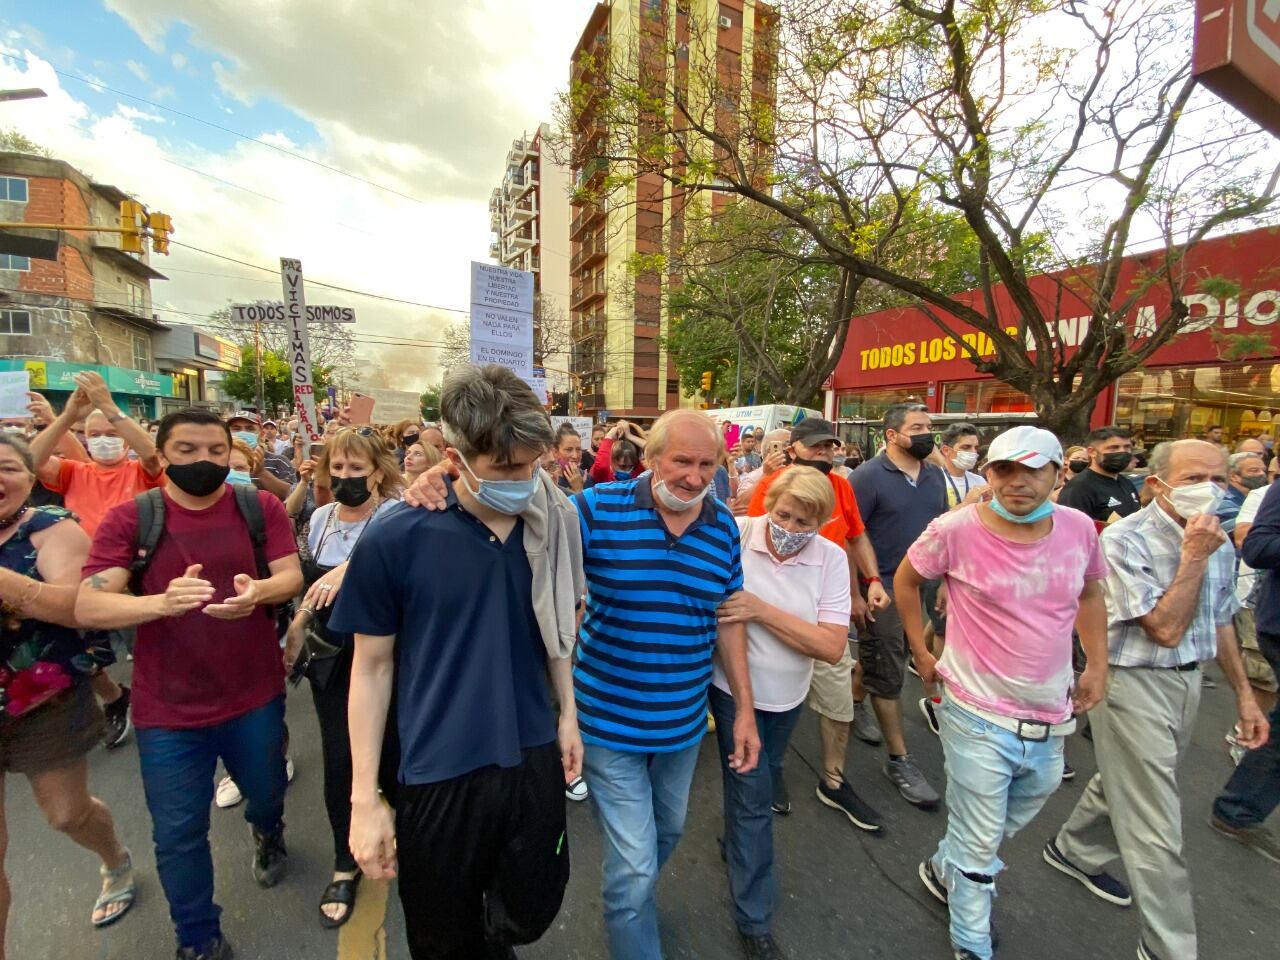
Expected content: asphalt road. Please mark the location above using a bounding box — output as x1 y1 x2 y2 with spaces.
7 663 1272 960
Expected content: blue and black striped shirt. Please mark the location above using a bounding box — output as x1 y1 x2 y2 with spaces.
572 476 744 753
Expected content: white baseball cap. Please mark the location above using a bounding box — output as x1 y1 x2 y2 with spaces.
983 425 1063 470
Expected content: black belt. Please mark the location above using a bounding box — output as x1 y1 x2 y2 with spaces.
1165 661 1200 672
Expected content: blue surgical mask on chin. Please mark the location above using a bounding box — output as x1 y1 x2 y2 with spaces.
989 496 1055 524
615 469 633 481
457 451 540 516
233 431 259 450
226 469 253 486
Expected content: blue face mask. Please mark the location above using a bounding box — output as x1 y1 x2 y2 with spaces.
457 451 540 516
989 496 1055 524
226 469 254 486
615 469 633 481
233 431 259 450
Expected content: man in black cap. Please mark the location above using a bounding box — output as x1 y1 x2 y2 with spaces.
747 417 892 830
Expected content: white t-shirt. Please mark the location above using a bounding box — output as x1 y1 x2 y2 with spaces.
711 516 853 712
307 499 395 567
1236 485 1268 606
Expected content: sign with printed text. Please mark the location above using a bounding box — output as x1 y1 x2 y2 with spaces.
524 376 548 405
469 339 534 378
470 262 535 314
229 302 357 324
0 370 29 419
280 258 322 442
470 304 533 349
1194 0 1280 136
551 416 594 446
360 388 421 424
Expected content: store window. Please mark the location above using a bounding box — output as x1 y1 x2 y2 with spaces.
942 380 1035 414
1113 361 1280 447
837 385 927 421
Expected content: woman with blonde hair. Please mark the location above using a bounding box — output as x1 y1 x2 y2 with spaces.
712 466 852 957
282 428 402 928
402 441 440 487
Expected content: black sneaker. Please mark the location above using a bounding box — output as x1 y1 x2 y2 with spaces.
1042 838 1131 906
1209 815 1280 864
918 859 947 904
176 936 234 960
1062 760 1076 781
919 697 941 736
739 932 786 960
953 950 981 960
770 767 791 815
252 825 288 887
816 779 882 832
103 685 132 749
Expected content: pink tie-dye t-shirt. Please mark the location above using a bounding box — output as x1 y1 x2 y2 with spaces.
907 503 1109 724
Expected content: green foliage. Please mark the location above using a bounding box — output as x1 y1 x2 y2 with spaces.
219 345 333 416
419 384 442 421
0 128 51 157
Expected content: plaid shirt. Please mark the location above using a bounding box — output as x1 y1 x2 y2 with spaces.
1101 502 1239 668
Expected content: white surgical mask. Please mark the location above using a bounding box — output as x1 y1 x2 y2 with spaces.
952 450 979 471
653 472 710 512
1159 479 1225 520
87 436 126 463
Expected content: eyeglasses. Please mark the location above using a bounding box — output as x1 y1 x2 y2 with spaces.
337 426 377 438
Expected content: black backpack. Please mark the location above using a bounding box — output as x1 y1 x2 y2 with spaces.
129 485 291 635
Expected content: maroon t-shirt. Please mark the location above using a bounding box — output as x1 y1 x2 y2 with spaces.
84 486 298 729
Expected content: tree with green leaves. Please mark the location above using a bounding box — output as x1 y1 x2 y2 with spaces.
560 0 1279 440
419 383 442 421
218 344 333 415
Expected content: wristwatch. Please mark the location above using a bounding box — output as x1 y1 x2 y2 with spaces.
106 413 127 424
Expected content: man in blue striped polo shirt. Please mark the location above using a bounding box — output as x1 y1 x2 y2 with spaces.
574 408 759 960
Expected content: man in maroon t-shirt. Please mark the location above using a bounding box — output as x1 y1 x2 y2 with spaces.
75 409 302 960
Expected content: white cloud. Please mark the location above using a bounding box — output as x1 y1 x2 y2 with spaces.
117 103 165 124
125 58 147 82
170 51 186 70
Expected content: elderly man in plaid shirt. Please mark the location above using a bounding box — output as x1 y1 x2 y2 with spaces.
1042 439 1269 960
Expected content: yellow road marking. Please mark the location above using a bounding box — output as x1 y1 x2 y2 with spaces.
337 876 390 960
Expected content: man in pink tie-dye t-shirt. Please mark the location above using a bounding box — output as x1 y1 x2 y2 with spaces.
894 426 1110 960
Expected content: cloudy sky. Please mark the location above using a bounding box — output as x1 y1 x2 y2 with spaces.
1 0 600 390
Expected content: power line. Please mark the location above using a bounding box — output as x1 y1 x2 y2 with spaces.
0 51 433 206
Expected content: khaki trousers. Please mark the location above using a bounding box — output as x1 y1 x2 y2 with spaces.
1055 666 1201 960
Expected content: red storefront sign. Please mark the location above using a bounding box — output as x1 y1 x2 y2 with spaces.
1193 0 1280 137
832 226 1280 392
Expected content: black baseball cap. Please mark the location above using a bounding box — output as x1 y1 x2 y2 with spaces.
790 417 840 446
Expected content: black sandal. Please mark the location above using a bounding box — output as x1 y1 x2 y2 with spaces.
318 871 361 929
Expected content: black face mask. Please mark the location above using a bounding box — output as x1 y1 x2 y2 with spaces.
901 434 935 461
331 475 373 507
167 460 231 497
1068 459 1088 474
402 434 419 448
1099 451 1132 474
791 456 833 475
846 456 862 470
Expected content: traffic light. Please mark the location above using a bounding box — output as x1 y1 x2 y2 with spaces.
148 212 173 255
119 200 144 253
699 370 714 393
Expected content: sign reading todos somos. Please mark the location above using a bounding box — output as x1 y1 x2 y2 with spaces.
281 258 321 442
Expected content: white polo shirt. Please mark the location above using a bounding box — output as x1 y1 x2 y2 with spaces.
712 515 852 712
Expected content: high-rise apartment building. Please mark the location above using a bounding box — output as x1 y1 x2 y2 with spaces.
488 123 571 378
568 0 776 418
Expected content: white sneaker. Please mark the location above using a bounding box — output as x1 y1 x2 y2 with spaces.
215 776 243 809
286 757 295 784
565 776 589 802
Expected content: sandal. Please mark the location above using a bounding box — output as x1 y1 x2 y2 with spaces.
92 848 136 928
318 871 361 929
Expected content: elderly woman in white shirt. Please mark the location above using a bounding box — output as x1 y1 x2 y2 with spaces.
711 466 852 958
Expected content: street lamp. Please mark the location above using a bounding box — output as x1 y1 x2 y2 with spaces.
0 88 47 103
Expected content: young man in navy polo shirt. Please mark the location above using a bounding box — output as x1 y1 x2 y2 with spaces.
335 365 580 960
849 402 948 808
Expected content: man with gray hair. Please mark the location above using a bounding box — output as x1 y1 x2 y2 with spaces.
334 364 582 960
1044 440 1268 960
1218 451 1267 540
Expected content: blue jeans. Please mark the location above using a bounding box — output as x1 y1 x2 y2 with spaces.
136 696 287 951
931 698 1064 960
1214 630 1280 827
708 685 802 935
583 738 702 960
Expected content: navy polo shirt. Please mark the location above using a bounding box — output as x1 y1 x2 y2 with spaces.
572 476 744 753
849 452 948 582
329 494 554 786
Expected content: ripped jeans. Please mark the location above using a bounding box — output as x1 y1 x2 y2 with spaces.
930 697 1064 959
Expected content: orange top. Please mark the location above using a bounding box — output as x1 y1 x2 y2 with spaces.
747 466 865 544
45 458 165 537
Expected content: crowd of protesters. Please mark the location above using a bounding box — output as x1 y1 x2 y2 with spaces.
0 365 1277 960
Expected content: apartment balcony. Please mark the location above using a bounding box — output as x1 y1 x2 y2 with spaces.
570 201 606 238
571 232 607 273
508 225 537 251
571 274 607 310
573 310 606 342
488 239 500 260
505 135 536 170
509 192 536 221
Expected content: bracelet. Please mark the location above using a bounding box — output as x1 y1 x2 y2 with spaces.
861 576 882 584
106 413 127 424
